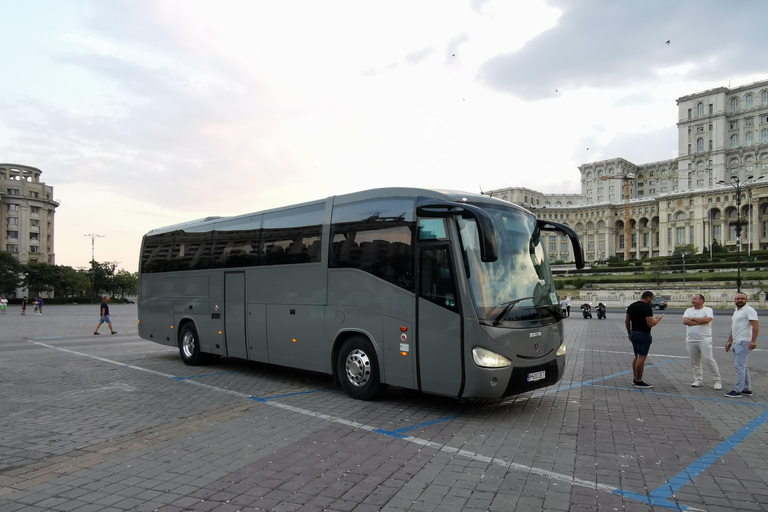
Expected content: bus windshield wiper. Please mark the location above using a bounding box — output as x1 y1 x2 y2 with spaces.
492 296 534 326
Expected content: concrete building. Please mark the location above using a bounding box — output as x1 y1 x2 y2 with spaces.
1 164 58 265
488 79 768 263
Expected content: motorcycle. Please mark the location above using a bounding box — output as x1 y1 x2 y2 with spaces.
580 303 592 319
596 303 606 320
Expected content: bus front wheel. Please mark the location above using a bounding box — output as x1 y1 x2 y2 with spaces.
337 337 387 400
179 324 204 366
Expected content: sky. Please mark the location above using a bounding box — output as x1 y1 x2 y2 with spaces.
2 0 767 273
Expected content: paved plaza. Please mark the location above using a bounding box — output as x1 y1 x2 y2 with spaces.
1 303 767 511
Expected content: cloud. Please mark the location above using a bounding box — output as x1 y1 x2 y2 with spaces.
478 0 768 100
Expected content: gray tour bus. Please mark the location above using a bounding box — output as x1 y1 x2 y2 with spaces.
138 187 584 400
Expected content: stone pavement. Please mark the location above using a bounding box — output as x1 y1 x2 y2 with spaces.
1 304 767 511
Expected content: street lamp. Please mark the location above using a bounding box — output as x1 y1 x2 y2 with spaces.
717 176 753 292
84 233 104 296
682 249 686 287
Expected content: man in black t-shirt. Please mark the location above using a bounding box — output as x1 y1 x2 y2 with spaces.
94 297 117 335
625 291 664 389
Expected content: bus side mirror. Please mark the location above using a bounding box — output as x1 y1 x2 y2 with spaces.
418 202 498 262
537 219 585 269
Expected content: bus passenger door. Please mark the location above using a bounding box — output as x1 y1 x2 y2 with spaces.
224 272 248 359
417 240 463 397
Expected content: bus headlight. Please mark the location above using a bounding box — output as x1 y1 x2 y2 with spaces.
472 347 512 368
557 342 566 356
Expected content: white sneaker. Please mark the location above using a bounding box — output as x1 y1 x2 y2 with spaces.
691 381 703 387
714 382 723 390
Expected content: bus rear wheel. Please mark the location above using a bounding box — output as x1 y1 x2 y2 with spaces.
179 323 204 366
337 336 387 400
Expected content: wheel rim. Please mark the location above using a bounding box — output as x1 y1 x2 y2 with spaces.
182 331 196 358
344 348 371 387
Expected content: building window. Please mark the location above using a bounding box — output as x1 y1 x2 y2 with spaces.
676 227 685 244
763 90 768 105
731 134 739 148
746 117 754 126
713 224 722 242
709 104 714 114
8 188 20 196
6 244 18 252
730 120 739 129
746 132 754 146
731 97 739 111
696 138 704 152
697 102 704 116
762 129 768 143
6 231 18 239
746 94 754 109
30 233 39 241
30 206 40 214
688 109 692 119
7 217 18 225
7 204 19 211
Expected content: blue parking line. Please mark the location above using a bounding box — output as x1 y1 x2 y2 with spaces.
540 359 676 395
34 336 62 340
616 408 768 510
172 371 239 380
374 415 463 439
249 388 330 402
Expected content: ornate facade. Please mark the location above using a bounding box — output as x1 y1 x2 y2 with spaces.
0 164 58 264
488 80 768 262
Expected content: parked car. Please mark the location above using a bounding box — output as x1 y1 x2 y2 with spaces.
652 297 667 310
125 298 135 304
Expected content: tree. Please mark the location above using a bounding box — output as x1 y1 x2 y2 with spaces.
55 265 92 297
24 261 58 298
113 270 138 298
0 251 24 295
646 259 668 287
91 261 118 297
673 243 698 257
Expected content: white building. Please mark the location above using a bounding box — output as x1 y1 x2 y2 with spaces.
488 80 768 262
1 164 58 265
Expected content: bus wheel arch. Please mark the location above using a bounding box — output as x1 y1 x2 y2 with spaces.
178 321 205 366
334 333 388 400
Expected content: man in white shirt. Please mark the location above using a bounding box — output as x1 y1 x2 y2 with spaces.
724 292 760 398
683 294 721 390
565 296 571 317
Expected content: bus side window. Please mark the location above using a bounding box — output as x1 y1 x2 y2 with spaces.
419 245 457 310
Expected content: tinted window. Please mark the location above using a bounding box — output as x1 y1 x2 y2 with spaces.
419 244 457 311
330 199 415 289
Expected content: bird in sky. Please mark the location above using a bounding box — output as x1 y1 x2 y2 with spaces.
665 40 670 45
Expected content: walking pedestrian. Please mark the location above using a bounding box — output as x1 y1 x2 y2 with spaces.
93 297 117 335
36 297 43 315
683 294 722 389
625 291 664 389
724 292 760 398
565 296 571 317
0 296 7 314
21 296 27 315
560 296 568 317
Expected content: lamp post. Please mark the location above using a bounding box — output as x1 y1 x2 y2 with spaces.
717 176 753 292
84 233 104 296
682 249 686 287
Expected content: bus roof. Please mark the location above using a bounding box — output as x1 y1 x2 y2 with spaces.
144 187 528 236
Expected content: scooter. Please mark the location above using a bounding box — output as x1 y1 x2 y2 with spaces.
596 303 606 320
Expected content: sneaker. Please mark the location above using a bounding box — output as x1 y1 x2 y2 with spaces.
93 332 100 335
714 382 722 390
741 390 753 395
724 390 742 398
111 331 117 335
634 381 653 389
691 381 703 387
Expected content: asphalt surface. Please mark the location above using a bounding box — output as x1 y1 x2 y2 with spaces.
1 304 767 511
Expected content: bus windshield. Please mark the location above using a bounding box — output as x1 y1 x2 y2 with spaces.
458 205 559 324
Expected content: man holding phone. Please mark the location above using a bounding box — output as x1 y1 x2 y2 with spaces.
625 291 664 388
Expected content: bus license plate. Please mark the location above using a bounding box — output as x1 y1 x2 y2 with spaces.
527 371 546 382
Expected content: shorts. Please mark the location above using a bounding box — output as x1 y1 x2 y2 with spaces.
630 331 653 356
99 315 112 324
